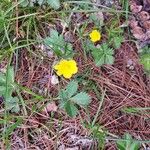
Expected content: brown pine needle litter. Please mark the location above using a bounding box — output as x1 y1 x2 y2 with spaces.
0 0 150 149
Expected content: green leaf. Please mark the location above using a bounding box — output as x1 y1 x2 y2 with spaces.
20 0 29 7
7 66 14 84
70 92 91 106
140 54 150 72
91 43 114 66
113 36 123 49
38 0 44 5
116 133 140 150
0 86 5 96
5 96 20 113
58 89 68 101
5 118 22 137
66 81 78 98
0 73 6 85
105 55 114 64
64 102 78 117
130 142 140 150
47 0 60 10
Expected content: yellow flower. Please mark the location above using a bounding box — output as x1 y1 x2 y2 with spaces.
89 29 101 43
53 59 78 79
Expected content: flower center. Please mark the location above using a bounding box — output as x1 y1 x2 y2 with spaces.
64 64 71 70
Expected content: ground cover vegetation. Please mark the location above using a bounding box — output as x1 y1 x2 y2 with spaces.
0 0 150 149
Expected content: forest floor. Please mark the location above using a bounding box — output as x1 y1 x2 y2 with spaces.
0 0 150 150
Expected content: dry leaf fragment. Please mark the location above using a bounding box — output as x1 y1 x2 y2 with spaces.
42 102 58 114
138 11 150 21
132 27 145 40
130 4 142 13
129 20 138 28
51 75 59 85
143 20 150 30
64 31 75 43
46 102 58 112
146 31 150 39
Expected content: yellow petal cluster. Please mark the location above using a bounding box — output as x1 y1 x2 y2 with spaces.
89 29 101 43
53 59 78 79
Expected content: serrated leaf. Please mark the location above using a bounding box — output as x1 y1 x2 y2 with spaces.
91 43 114 66
58 89 68 101
105 55 114 64
66 81 78 98
5 96 20 113
44 29 66 56
70 92 91 106
64 102 78 117
113 36 123 49
20 0 29 7
47 0 60 10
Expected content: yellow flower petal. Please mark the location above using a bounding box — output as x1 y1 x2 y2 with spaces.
68 60 78 74
53 59 78 79
56 70 63 76
63 71 73 79
53 64 59 70
89 30 101 43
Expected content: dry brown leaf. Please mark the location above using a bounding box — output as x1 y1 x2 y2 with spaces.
129 20 138 28
138 11 150 21
143 20 150 30
64 31 76 43
146 31 150 39
42 102 58 114
132 26 145 40
130 4 142 13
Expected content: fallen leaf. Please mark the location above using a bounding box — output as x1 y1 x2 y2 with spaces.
64 31 76 43
43 102 58 113
51 75 59 85
130 4 142 13
138 11 150 21
132 27 145 40
129 20 138 28
143 20 150 30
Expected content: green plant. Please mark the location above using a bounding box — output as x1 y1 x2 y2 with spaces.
139 46 150 74
89 124 106 150
117 133 140 150
106 19 124 49
89 43 114 66
20 0 60 9
58 80 91 117
44 29 73 58
0 67 20 113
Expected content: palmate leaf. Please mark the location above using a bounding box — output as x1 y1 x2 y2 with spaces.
70 92 91 106
58 81 91 117
20 0 60 9
47 0 60 10
66 81 78 98
44 29 68 57
20 0 29 7
92 43 114 66
5 96 20 113
64 102 78 117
